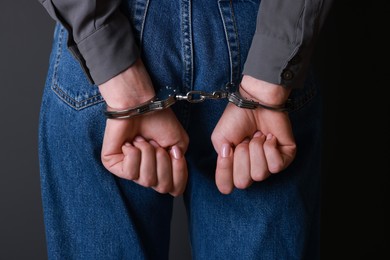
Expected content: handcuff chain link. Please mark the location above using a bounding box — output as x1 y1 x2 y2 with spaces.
175 90 229 103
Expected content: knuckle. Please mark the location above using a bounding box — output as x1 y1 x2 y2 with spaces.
155 183 173 194
182 134 190 146
249 138 263 149
101 155 114 168
155 147 169 160
170 187 184 197
139 175 157 187
234 178 252 190
251 170 269 181
124 170 138 181
235 143 249 153
210 132 217 144
269 163 284 173
143 144 155 154
218 158 232 170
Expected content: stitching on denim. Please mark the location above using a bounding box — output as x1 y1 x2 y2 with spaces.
139 0 150 46
181 0 194 91
51 25 63 93
229 2 241 83
218 0 241 84
52 84 104 110
50 25 104 111
127 0 150 49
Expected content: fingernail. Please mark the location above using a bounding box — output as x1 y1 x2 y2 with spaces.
221 144 232 158
266 134 273 140
134 136 145 142
171 146 182 159
124 142 131 147
253 131 263 138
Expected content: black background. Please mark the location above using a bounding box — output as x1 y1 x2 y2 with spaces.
1 1 387 259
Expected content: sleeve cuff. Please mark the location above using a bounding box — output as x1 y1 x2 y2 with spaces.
76 14 139 85
243 33 309 89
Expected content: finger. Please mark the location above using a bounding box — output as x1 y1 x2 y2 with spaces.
120 142 141 180
153 146 173 194
132 136 158 187
102 119 132 155
215 143 234 194
233 139 252 189
263 134 285 173
249 131 270 181
169 145 188 197
101 151 125 177
101 120 130 175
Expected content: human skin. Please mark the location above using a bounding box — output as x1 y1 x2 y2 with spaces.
98 59 296 195
99 59 189 197
211 75 296 194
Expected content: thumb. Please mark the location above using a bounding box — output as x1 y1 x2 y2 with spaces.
215 143 234 194
169 145 188 197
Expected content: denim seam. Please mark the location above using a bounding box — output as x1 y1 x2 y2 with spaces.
218 0 241 85
139 0 150 47
50 26 104 111
50 26 63 91
132 0 150 50
181 0 194 91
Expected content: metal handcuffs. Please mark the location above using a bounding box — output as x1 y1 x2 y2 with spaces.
104 84 290 119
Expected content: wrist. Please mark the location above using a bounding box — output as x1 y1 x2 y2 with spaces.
98 59 155 110
240 75 291 107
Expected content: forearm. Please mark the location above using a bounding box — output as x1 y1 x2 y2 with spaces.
38 0 139 85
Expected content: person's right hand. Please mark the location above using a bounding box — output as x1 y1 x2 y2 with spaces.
98 59 189 196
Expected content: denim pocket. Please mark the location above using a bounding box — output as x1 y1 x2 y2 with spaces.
49 24 104 111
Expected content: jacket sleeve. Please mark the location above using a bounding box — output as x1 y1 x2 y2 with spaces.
38 0 139 85
243 0 334 89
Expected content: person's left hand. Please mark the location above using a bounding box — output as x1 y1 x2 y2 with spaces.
211 75 297 194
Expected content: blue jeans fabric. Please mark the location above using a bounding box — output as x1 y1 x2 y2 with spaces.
39 0 322 259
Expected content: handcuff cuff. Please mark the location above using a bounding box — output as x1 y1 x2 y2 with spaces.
104 83 291 119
